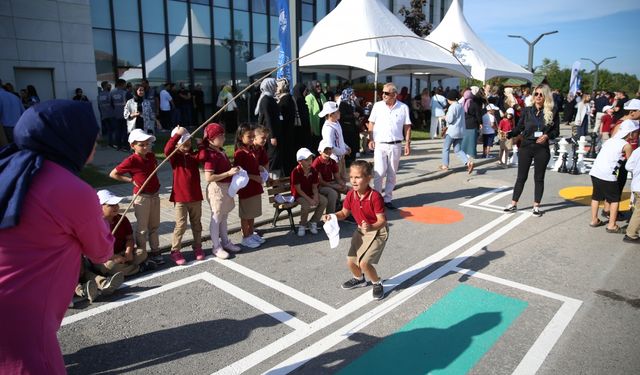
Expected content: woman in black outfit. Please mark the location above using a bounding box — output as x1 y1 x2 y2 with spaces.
504 84 559 216
275 78 297 176
292 83 312 151
255 78 283 177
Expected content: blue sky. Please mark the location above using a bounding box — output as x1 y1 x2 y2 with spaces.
463 0 640 78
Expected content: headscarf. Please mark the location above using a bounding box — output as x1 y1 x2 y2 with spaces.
340 87 355 109
254 78 277 115
275 78 290 103
470 86 480 96
293 83 307 99
0 100 98 229
462 89 473 113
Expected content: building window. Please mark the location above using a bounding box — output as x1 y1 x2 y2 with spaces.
440 0 445 21
93 29 114 82
116 30 141 67
214 7 231 40
113 0 139 31
252 0 267 14
191 3 211 38
252 13 267 43
252 42 268 60
269 15 278 44
144 33 167 82
168 0 189 36
234 41 250 85
316 0 326 18
169 35 190 82
214 39 232 86
234 0 249 11
329 0 339 10
233 10 250 41
142 0 165 34
301 0 314 21
214 0 229 8
193 37 212 69
429 0 434 23
90 0 111 29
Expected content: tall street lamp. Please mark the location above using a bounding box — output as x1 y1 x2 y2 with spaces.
508 31 558 72
581 56 616 92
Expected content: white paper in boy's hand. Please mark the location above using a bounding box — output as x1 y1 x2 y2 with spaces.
323 214 340 249
260 169 269 184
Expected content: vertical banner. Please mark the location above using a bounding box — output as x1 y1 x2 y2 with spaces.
569 61 581 96
277 0 292 83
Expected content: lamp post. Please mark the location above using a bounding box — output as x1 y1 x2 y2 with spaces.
508 31 558 72
581 56 616 92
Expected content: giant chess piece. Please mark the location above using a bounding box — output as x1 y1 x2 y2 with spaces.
569 142 580 175
554 142 560 156
586 132 598 159
558 151 569 173
553 137 569 172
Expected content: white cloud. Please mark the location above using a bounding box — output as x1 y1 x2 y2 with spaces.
464 0 640 31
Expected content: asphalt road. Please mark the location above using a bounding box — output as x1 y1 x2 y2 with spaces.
59 161 640 375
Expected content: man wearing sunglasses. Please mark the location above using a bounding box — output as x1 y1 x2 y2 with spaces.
367 83 412 209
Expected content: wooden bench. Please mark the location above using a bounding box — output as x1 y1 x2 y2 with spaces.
266 177 299 231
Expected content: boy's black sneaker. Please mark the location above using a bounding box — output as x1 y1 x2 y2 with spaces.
341 277 367 289
372 283 384 300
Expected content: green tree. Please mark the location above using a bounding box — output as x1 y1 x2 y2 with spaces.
399 0 432 37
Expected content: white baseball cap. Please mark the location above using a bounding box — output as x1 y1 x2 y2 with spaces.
128 128 156 144
623 98 640 111
318 139 333 153
170 126 191 145
613 119 640 140
506 108 515 115
602 105 613 112
318 101 339 117
97 189 124 205
486 104 500 111
296 147 315 161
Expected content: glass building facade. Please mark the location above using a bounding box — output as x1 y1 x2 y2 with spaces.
90 0 450 114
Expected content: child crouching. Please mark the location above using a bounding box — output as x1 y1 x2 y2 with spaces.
291 148 328 236
323 160 388 300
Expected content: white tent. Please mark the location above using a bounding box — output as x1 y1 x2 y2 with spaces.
246 0 470 79
426 0 533 82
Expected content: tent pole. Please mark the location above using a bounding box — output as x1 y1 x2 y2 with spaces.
373 53 379 102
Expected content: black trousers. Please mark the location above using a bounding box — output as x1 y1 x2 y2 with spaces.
512 142 551 204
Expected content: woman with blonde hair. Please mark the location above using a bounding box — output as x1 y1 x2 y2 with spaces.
504 84 559 216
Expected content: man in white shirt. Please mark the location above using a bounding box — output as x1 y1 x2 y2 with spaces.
158 82 174 130
367 83 412 209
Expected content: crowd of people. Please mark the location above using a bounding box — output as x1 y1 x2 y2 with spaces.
1 73 639 373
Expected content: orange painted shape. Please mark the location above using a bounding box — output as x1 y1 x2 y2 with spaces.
399 206 464 224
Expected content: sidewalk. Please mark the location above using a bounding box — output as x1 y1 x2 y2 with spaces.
89 139 496 252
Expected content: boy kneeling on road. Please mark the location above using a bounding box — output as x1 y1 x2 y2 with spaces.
323 160 388 300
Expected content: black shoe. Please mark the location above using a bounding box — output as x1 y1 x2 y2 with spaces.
150 253 165 265
372 283 384 300
341 276 367 289
532 207 542 217
623 235 640 243
384 202 397 210
503 205 517 213
138 260 158 273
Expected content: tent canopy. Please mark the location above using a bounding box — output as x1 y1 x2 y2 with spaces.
246 0 470 79
426 0 533 83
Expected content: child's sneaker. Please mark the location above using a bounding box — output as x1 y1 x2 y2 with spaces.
251 232 266 244
138 259 157 273
341 276 367 289
101 272 124 295
76 280 99 304
297 225 306 237
170 251 186 265
241 236 261 249
150 252 165 265
193 247 206 261
309 222 319 234
222 241 242 253
372 282 385 300
212 246 230 259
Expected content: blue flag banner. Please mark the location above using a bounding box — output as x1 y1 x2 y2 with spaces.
277 0 292 83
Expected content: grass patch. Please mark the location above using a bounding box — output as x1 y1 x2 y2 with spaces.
154 132 236 160
412 129 431 140
80 164 123 188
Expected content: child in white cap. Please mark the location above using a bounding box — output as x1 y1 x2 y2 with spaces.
291 148 328 236
312 139 348 213
164 126 205 264
109 129 163 264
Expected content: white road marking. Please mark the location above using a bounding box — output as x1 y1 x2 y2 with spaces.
479 189 513 209
213 258 337 314
459 186 510 207
263 213 531 374
214 213 523 375
452 267 583 375
63 272 306 331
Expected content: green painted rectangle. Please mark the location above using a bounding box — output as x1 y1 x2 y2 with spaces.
338 284 528 375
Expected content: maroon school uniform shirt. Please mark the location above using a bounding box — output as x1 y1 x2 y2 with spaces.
115 152 161 195
311 156 338 183
290 164 319 199
234 146 263 199
343 187 385 225
109 214 133 254
200 145 232 183
164 134 203 202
